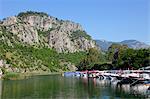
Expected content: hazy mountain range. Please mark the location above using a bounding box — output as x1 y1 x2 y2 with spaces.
95 39 150 51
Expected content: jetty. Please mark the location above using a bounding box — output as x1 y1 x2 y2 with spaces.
64 69 150 87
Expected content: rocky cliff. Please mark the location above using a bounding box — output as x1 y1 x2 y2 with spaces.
0 11 98 75
0 11 97 53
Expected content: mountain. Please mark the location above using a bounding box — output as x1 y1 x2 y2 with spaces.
95 40 114 51
95 39 150 51
0 11 97 53
0 11 98 74
120 40 150 49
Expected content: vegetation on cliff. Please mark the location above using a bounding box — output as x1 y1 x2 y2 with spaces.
17 11 49 17
70 30 91 41
0 42 86 73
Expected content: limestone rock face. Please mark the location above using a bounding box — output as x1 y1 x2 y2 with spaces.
0 11 98 52
2 16 18 26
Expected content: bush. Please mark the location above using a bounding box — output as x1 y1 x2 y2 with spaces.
3 72 20 80
70 30 91 41
17 11 49 17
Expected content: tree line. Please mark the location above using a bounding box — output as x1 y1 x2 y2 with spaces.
77 44 150 70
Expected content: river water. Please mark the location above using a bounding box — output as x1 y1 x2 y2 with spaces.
0 74 149 99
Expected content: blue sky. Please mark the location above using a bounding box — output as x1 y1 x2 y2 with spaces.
0 0 149 44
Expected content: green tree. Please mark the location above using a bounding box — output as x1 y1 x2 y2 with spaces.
113 48 150 69
107 43 128 61
77 48 102 70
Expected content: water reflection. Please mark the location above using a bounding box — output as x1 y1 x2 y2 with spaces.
95 78 150 99
0 75 149 99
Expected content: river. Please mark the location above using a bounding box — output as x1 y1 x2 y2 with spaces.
0 74 149 99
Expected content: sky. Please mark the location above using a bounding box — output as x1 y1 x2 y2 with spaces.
0 0 149 44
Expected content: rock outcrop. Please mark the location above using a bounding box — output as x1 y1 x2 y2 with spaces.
0 11 97 52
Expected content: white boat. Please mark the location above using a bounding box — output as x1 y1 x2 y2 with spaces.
81 73 88 78
120 72 140 78
140 73 150 80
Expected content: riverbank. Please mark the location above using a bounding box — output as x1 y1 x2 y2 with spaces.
2 71 64 80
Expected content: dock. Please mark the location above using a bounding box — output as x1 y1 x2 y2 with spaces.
64 70 150 87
